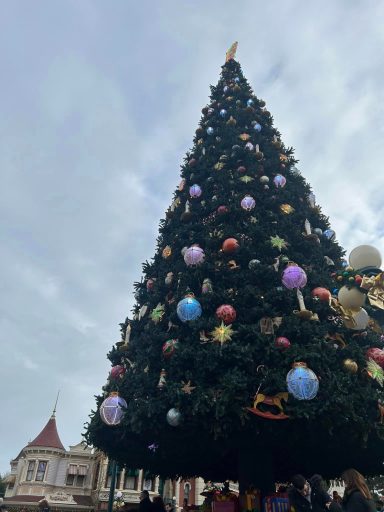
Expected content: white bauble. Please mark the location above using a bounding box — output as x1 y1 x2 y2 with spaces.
349 245 382 270
166 408 182 427
350 308 369 330
338 286 365 309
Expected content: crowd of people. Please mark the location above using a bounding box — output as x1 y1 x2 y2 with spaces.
288 469 377 512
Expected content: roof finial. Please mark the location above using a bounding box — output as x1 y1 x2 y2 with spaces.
52 390 60 418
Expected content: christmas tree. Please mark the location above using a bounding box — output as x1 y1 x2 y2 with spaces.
86 45 384 492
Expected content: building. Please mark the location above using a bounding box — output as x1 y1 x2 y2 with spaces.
3 409 205 511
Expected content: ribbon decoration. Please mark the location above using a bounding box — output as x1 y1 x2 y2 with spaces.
367 273 384 311
226 41 238 62
259 316 283 335
330 298 357 328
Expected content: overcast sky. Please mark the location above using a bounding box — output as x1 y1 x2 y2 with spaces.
1 0 384 474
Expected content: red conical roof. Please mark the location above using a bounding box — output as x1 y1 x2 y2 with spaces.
28 414 65 451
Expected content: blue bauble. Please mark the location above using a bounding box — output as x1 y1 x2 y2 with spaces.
253 123 262 132
223 86 229 93
177 296 202 322
100 393 127 426
206 127 214 135
247 99 254 107
341 259 348 268
286 363 319 400
220 109 227 118
323 229 336 241
234 77 240 83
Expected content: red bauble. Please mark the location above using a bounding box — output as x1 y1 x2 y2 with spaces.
217 205 229 215
237 166 246 174
189 158 197 167
110 365 125 379
366 348 384 368
146 278 155 292
222 238 239 254
216 304 236 324
275 336 291 349
311 287 331 301
355 275 363 285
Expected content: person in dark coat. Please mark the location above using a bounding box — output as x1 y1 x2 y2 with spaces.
139 491 154 512
288 474 312 512
341 469 375 512
309 474 332 512
152 496 166 512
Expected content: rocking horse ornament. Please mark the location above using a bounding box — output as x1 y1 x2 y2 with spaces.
247 365 289 420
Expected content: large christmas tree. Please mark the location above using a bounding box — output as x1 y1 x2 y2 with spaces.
86 46 384 492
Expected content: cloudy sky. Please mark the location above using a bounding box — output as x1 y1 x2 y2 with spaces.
1 0 384 473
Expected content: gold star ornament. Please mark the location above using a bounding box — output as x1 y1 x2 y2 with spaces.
270 235 288 252
151 303 165 323
239 175 254 183
181 380 196 394
210 322 235 345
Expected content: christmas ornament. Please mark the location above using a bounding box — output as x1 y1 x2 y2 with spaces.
100 392 127 426
220 109 227 117
184 246 205 266
260 316 283 335
280 203 295 215
166 408 182 426
177 295 202 322
349 245 382 271
181 380 196 394
311 287 331 302
151 303 165 323
366 359 384 386
275 336 291 349
248 392 289 420
189 184 202 198
239 133 250 141
286 362 319 400
255 145 263 159
248 259 261 269
247 99 254 107
338 286 365 309
206 127 214 135
148 443 158 452
162 339 179 358
146 278 155 292
162 245 172 259
237 165 246 173
273 174 286 188
259 175 269 184
202 278 213 294
282 264 307 289
245 142 254 151
240 175 254 183
227 116 236 126
323 229 336 241
181 246 188 256
366 348 384 368
223 86 229 93
139 304 148 320
165 272 174 286
217 205 229 215
308 192 316 208
241 195 256 211
216 304 236 324
294 288 318 320
157 369 167 389
110 365 125 379
210 322 235 344
214 162 225 171
347 307 369 330
343 358 358 373
222 238 239 254
253 122 262 132
270 235 288 252
188 158 196 167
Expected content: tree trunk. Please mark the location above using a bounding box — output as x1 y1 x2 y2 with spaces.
237 441 275 496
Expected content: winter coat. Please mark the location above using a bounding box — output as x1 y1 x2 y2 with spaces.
288 487 312 512
140 498 154 512
342 490 376 512
311 487 331 512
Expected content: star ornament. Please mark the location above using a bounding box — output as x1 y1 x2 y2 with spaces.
240 175 254 183
151 303 165 323
270 235 288 252
181 380 196 394
210 322 235 345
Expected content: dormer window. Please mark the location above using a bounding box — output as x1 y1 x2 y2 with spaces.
35 461 47 481
26 460 36 481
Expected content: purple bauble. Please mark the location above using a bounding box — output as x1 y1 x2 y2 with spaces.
273 174 287 188
241 195 256 211
282 265 307 289
184 246 205 266
100 392 127 426
189 184 202 198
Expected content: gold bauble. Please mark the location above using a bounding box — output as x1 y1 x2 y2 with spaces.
280 203 295 215
162 245 172 259
343 358 358 373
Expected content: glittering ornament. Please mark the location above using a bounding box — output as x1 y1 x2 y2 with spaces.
239 133 250 141
100 392 127 426
217 205 229 215
189 184 202 198
162 245 172 259
151 303 165 323
210 322 235 345
202 278 213 294
366 348 384 368
253 122 262 132
280 203 295 215
165 272 173 286
248 259 261 269
188 158 197 167
259 175 269 184
247 99 254 107
178 179 186 191
146 278 155 292
343 358 358 373
273 174 286 188
245 142 254 151
162 339 179 358
240 175 254 183
166 408 182 426
311 287 331 301
216 304 236 324
223 86 229 93
313 228 323 236
206 127 214 135
241 195 256 211
275 337 291 349
237 165 246 173
222 238 239 254
214 162 225 171
110 365 125 379
157 369 167 388
323 229 336 241
286 362 319 400
270 235 288 252
177 295 202 322
184 246 205 266
366 358 384 386
219 109 227 117
282 264 307 289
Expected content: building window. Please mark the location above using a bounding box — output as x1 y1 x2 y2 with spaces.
184 483 191 503
66 464 87 487
142 479 153 491
76 475 86 487
26 460 36 481
66 474 75 486
124 470 138 490
35 461 47 482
